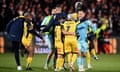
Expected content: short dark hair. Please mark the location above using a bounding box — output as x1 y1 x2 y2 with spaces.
77 9 86 13
51 7 56 11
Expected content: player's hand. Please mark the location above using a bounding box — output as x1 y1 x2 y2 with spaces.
42 38 45 44
72 32 76 36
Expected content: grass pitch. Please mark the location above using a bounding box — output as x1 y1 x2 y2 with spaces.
0 53 120 72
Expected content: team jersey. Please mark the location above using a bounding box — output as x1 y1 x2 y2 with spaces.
76 20 93 41
88 23 97 33
41 16 52 26
54 25 64 54
63 20 78 38
22 21 33 47
54 25 62 41
87 23 97 39
41 15 52 35
63 20 79 53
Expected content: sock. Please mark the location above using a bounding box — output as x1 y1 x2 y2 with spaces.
67 53 72 66
77 56 81 67
56 57 64 69
87 51 91 65
26 57 32 68
45 51 54 67
53 52 57 69
45 56 50 66
60 58 64 68
81 57 86 66
56 58 61 69
91 49 96 57
71 54 77 65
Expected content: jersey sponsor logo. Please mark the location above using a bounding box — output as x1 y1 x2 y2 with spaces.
77 26 85 30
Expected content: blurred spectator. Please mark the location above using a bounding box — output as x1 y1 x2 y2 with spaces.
0 8 5 54
1 0 7 9
0 0 119 36
16 4 23 16
0 0 120 55
90 2 96 15
44 6 50 16
0 8 5 32
68 6 74 14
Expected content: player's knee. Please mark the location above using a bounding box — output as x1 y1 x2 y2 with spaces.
82 54 87 57
81 52 87 57
77 51 81 57
57 54 63 58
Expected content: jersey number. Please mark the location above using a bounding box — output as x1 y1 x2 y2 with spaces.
66 26 70 32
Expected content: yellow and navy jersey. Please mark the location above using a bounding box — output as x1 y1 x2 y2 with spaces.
22 21 33 47
63 20 79 38
23 21 33 39
54 25 62 41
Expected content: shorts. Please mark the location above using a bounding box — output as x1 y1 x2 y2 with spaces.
87 32 96 41
22 34 33 48
64 37 78 53
55 40 64 54
78 40 88 53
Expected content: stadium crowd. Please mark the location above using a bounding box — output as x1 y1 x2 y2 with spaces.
0 0 120 33
0 0 119 55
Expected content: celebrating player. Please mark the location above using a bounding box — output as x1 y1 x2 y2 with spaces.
21 12 45 70
42 8 57 70
54 17 66 71
43 5 66 69
76 8 96 72
62 14 79 72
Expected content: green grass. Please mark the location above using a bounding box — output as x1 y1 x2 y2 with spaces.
0 53 120 72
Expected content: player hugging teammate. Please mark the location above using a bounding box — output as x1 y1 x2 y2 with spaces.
55 14 80 72
42 4 99 72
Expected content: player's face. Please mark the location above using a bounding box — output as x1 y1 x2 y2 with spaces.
77 11 85 20
51 9 56 15
56 7 62 13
